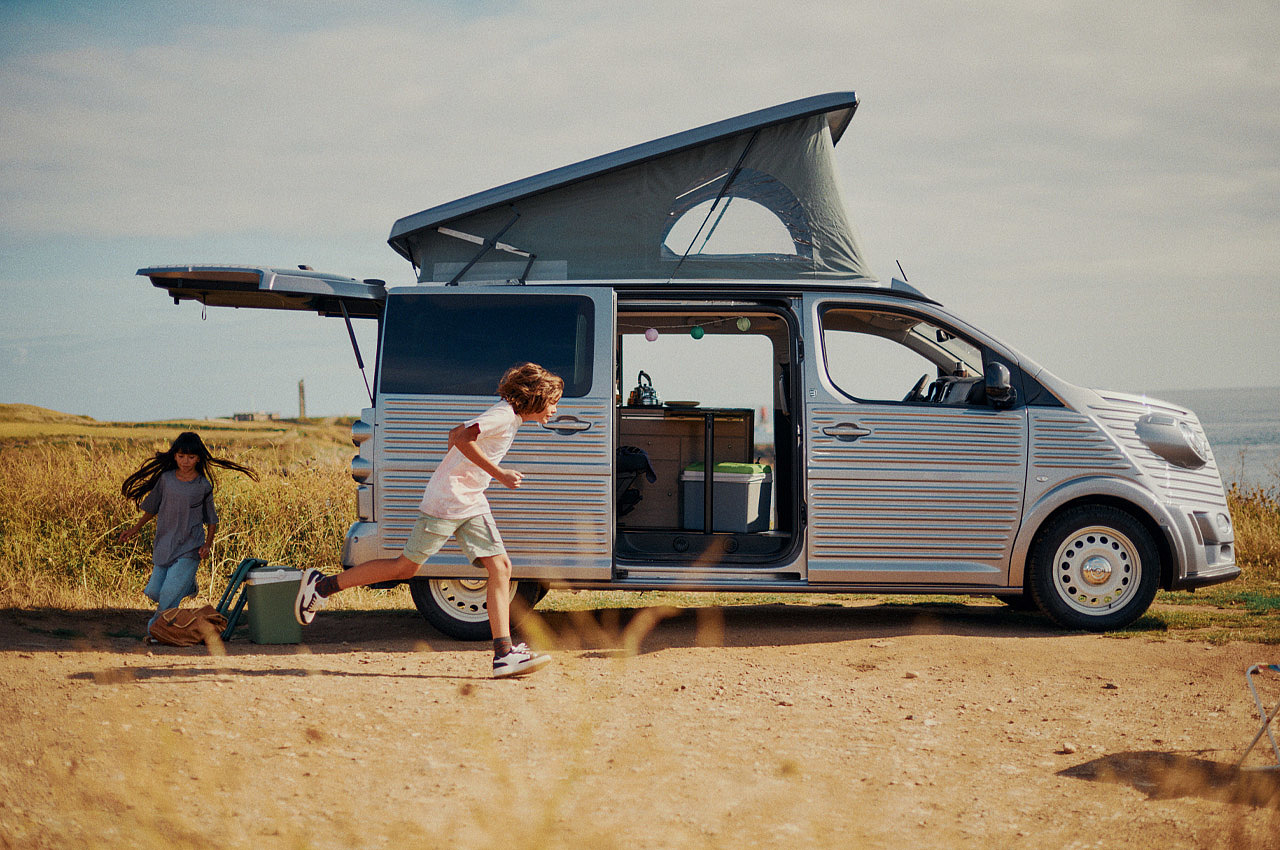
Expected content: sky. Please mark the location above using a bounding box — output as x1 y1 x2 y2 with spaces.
1 0 1277 422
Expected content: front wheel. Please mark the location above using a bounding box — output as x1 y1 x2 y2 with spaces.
408 577 547 641
1028 505 1161 631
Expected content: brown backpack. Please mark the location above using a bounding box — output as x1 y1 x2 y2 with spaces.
148 605 228 647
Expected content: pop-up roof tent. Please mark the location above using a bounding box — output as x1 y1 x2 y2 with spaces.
389 92 875 284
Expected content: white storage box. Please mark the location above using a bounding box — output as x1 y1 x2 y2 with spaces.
680 462 772 533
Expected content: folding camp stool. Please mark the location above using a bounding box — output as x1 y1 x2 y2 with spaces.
1235 663 1280 771
214 556 268 641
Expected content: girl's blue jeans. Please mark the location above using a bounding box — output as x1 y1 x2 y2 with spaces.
144 555 199 626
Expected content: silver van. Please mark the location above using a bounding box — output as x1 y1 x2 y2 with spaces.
139 92 1239 639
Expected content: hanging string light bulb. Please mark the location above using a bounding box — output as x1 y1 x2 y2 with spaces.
626 316 752 338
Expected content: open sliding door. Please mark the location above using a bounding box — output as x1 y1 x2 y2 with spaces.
374 286 616 581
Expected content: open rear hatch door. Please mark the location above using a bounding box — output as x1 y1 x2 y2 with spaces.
137 265 385 318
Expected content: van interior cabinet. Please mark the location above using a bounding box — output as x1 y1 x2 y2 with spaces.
616 407 753 530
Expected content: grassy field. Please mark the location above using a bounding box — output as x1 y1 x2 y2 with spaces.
0 404 403 611
1 404 1277 641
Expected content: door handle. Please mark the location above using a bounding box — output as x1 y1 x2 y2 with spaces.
543 416 593 435
822 422 871 442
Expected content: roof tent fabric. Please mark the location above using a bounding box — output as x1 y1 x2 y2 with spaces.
390 95 874 284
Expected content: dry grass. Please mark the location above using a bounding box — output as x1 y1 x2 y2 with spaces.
2 409 1278 635
0 422 404 612
1229 482 1280 581
1144 482 1280 643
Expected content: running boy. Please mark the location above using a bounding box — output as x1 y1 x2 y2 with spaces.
295 362 561 678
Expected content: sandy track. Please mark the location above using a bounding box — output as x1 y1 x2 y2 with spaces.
2 600 1278 849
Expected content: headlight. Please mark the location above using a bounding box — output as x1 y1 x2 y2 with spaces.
1136 413 1210 469
1178 422 1211 464
1193 511 1234 543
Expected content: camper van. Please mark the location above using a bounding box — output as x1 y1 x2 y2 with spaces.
139 92 1239 639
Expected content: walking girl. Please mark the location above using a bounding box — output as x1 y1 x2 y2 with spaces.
118 431 257 627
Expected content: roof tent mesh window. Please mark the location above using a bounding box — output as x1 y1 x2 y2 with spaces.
379 294 594 397
661 167 810 259
394 109 872 283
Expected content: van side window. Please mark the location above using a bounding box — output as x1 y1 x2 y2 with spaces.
820 307 986 404
379 294 594 396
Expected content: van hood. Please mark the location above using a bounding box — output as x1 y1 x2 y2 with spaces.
1086 388 1218 475
1086 388 1195 418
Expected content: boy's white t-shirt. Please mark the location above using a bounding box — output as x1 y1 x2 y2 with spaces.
418 400 522 520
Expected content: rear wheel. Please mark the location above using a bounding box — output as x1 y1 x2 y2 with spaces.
1028 505 1160 631
408 577 547 641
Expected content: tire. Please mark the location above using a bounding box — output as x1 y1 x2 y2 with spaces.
408 577 547 641
1028 504 1160 631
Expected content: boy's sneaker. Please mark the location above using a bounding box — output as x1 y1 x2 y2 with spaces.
294 568 327 625
492 643 552 678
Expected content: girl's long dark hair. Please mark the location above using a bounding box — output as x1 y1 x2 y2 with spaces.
121 431 258 505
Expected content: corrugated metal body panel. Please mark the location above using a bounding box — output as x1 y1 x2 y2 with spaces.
375 395 613 568
1089 394 1227 510
1030 410 1131 472
806 405 1027 581
808 480 1025 561
809 409 1026 469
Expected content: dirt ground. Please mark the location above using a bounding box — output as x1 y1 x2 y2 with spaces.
2 596 1278 850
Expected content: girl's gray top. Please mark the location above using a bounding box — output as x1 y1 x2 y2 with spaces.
139 470 217 567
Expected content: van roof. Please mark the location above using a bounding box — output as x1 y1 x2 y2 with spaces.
388 93 875 285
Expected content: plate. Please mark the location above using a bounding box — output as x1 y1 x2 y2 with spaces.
664 401 700 408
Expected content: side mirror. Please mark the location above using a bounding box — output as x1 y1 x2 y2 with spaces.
985 363 1017 410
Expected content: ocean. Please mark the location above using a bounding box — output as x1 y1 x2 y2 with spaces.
1154 386 1280 490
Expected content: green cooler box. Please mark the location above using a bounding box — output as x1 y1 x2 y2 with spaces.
245 566 303 644
680 462 773 532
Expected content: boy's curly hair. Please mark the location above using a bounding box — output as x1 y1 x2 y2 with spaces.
497 362 564 416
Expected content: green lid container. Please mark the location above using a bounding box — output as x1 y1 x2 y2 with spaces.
245 567 303 645
683 461 772 475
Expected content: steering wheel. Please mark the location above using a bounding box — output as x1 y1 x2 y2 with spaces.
903 373 929 402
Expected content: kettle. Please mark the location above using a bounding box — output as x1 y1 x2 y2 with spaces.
627 371 661 406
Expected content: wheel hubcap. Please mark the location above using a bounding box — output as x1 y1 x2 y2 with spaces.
1080 556 1112 586
426 578 516 624
1052 526 1140 614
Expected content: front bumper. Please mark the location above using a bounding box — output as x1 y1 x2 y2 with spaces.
1170 562 1241 591
1165 506 1239 591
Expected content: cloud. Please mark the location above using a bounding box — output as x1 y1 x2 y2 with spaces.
0 0 1277 400
3 2 1277 251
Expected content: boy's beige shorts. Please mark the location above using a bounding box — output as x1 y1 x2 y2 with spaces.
403 512 505 565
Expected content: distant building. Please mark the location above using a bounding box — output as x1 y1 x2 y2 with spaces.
231 411 280 422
